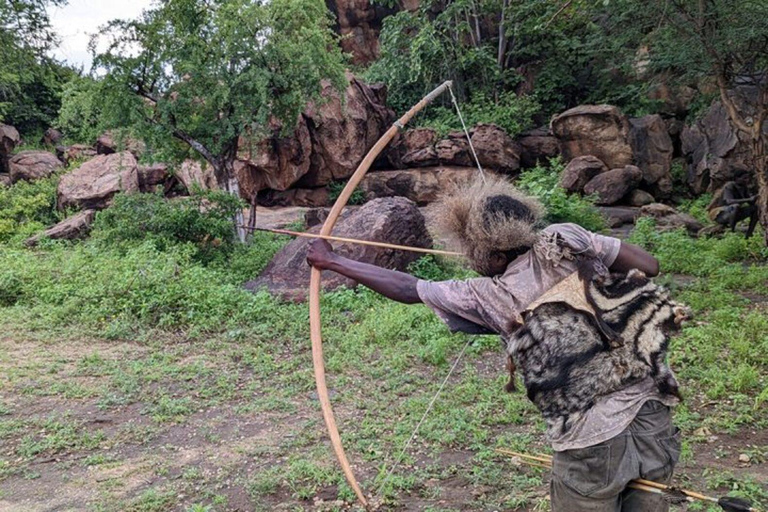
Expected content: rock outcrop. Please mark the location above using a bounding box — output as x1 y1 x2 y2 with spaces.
245 197 431 300
235 117 312 199
385 124 520 174
295 75 393 188
58 152 139 210
0 124 20 174
583 165 643 205
517 126 560 168
551 105 633 170
360 166 478 205
560 155 608 194
176 159 218 193
25 210 96 247
326 0 407 66
681 94 764 194
257 187 330 207
9 151 63 183
629 114 673 198
138 163 173 193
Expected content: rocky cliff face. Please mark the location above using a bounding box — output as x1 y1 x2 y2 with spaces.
325 0 418 66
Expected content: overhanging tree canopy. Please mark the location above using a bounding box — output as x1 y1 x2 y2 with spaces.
91 0 347 191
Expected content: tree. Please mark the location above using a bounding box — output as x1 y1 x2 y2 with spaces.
91 0 347 234
365 0 609 123
598 0 768 243
0 0 73 135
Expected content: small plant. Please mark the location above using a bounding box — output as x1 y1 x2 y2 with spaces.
328 181 367 205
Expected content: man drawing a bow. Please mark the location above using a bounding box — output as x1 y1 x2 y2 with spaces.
307 175 684 512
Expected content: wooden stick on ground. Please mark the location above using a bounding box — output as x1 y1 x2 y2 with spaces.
251 226 464 257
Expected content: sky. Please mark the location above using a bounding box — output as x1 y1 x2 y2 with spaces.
48 0 154 71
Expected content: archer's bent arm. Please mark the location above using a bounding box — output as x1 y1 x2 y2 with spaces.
307 239 422 304
610 241 660 277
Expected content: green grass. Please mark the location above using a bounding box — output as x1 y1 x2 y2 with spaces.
0 202 766 510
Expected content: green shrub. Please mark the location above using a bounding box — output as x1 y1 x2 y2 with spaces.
419 91 540 138
0 174 61 243
328 181 366 205
629 217 767 276
91 190 244 264
516 158 606 232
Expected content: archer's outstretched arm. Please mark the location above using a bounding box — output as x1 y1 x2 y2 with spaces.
307 239 422 304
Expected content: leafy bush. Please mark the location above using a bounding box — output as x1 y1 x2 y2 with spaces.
0 174 61 243
91 190 244 264
420 91 539 138
516 158 606 232
56 76 105 144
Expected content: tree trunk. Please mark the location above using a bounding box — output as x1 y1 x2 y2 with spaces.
211 157 247 243
752 135 768 245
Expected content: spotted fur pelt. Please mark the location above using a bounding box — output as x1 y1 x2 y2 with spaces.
507 269 688 436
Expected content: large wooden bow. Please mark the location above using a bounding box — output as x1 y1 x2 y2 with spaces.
308 81 454 509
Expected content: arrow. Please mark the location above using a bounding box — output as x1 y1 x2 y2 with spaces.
496 449 759 512
250 226 463 257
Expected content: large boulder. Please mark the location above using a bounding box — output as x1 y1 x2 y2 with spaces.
25 210 96 247
236 117 312 199
385 128 440 169
640 203 704 236
176 159 218 193
583 165 643 205
470 124 521 173
629 114 673 195
360 167 478 206
384 124 520 174
295 74 393 188
0 124 20 174
257 187 330 207
58 152 139 210
550 105 633 170
9 151 63 183
560 155 608 194
245 197 431 300
517 126 560 168
681 91 766 194
95 131 146 158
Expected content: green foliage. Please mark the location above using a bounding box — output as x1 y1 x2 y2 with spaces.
420 91 539 138
629 218 768 276
56 75 105 144
0 173 60 243
328 180 367 205
88 0 347 179
516 158 606 232
595 0 768 106
0 0 73 135
91 190 244 264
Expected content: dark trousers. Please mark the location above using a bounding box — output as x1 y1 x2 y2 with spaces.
550 401 681 512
